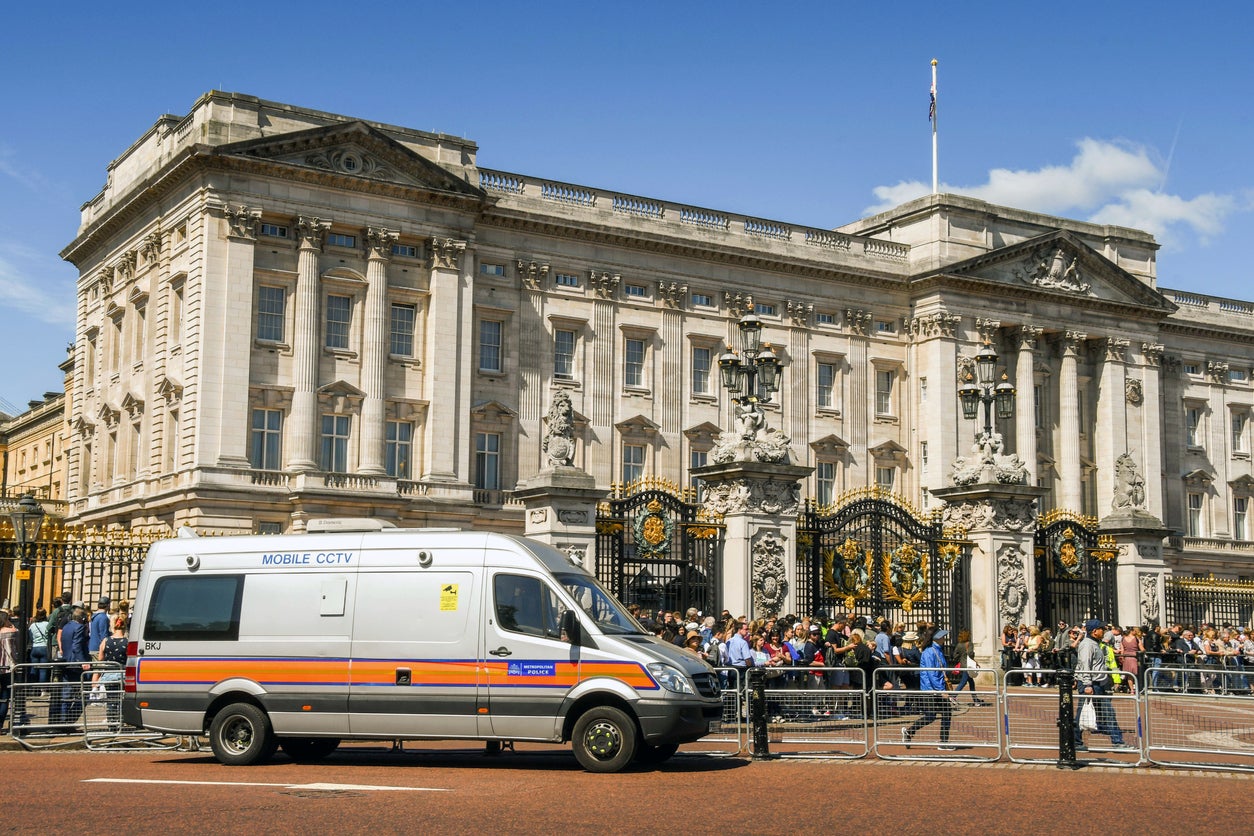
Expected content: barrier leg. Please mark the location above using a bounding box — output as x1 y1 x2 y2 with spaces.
747 668 774 760
1056 668 1080 770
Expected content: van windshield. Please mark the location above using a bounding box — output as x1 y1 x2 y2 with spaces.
555 573 646 636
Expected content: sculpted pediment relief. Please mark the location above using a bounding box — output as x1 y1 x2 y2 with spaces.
930 230 1175 313
215 121 484 198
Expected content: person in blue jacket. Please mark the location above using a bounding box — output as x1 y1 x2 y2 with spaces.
901 626 955 749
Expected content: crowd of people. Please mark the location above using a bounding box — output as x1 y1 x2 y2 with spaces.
0 591 130 733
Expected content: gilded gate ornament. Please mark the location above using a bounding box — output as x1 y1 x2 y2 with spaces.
1055 526 1084 576
821 536 871 610
633 498 673 559
882 542 929 613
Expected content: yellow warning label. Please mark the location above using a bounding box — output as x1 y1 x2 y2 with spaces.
440 583 459 611
15 569 31 581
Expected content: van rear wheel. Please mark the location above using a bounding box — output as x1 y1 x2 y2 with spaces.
571 706 637 773
209 703 277 766
280 737 341 762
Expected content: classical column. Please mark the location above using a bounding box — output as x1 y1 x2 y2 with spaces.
1095 338 1130 512
422 237 470 483
1058 331 1086 511
287 216 330 471
359 227 398 475
1015 326 1042 484
1139 344 1165 520
213 205 262 468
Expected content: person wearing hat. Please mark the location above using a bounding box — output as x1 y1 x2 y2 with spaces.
89 597 111 662
1073 619 1127 750
683 630 703 656
902 627 955 749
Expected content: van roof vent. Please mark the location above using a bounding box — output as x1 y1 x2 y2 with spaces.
305 518 398 533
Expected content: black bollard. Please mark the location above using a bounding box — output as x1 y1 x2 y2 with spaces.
1056 667 1081 769
747 666 774 760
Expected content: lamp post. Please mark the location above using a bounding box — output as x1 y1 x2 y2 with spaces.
718 314 783 414
10 493 46 683
958 341 1016 443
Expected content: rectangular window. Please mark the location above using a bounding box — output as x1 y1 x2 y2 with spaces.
325 295 352 349
754 302 776 316
258 521 283 535
1234 413 1247 453
625 283 647 298
692 292 713 308
817 362 835 408
555 273 580 288
165 410 180 472
320 414 350 473
132 305 147 363
494 574 563 639
920 377 927 403
1184 363 1200 376
554 329 576 379
260 223 288 238
327 232 356 248
144 575 244 642
692 346 711 394
1230 369 1249 383
622 444 645 483
110 316 122 369
1034 384 1044 430
1187 492 1203 537
1235 497 1249 542
392 244 419 258
389 303 416 356
875 320 896 333
816 461 835 507
1186 406 1202 447
876 369 894 416
480 262 505 276
474 432 500 490
689 450 707 492
85 334 96 388
816 312 835 325
625 338 645 387
876 466 895 492
386 421 413 479
479 320 503 372
921 441 929 475
257 286 285 342
250 408 282 470
170 284 185 346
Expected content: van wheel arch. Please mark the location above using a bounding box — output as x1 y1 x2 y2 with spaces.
561 693 637 743
204 692 267 736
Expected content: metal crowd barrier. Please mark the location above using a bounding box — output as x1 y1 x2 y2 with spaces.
871 667 1000 762
755 666 868 759
694 667 746 755
7 662 183 751
1145 666 1254 772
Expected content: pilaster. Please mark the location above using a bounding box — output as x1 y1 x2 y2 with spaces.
1015 326 1042 484
287 216 330 471
211 204 261 468
1058 331 1086 511
422 237 471 483
359 227 398 475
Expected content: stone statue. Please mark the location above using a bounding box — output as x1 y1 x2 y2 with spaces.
950 432 1028 486
710 403 796 465
1111 452 1146 512
1017 245 1091 293
541 391 575 468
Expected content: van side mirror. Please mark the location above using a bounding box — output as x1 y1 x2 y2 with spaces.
561 609 583 647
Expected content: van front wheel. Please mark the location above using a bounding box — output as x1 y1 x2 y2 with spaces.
209 703 277 766
571 706 637 773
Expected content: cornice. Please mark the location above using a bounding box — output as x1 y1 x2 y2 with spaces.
909 272 1176 323
1159 319 1254 345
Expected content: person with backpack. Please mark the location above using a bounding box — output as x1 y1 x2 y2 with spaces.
27 609 51 684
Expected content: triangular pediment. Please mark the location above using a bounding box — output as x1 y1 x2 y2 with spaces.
1228 474 1254 492
1183 468 1214 487
616 414 661 435
215 121 485 198
869 439 908 461
470 400 518 421
810 433 849 455
683 421 723 444
927 230 1175 313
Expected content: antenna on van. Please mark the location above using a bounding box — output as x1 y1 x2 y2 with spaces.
177 526 199 539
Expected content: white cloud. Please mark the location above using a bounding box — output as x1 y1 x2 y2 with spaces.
0 242 76 326
865 138 1243 250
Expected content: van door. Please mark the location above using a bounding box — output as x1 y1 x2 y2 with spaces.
349 569 481 737
483 570 578 740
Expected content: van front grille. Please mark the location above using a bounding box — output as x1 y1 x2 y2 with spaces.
692 672 721 699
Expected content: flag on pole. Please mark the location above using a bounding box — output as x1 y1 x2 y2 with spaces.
929 78 936 124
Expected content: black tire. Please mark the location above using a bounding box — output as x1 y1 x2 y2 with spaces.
209 703 276 766
279 737 341 762
571 706 637 773
634 741 679 765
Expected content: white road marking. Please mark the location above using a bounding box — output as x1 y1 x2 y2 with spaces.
83 778 448 792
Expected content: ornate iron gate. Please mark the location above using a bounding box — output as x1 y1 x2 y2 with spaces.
0 524 156 613
1033 511 1118 628
798 489 971 632
595 479 723 617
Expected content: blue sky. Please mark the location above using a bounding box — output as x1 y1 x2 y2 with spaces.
1 1 1251 411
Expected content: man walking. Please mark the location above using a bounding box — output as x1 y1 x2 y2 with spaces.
902 627 954 750
1074 618 1127 750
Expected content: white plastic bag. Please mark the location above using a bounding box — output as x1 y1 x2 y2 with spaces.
1078 699 1098 732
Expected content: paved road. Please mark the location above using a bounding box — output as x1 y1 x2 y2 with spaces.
2 742 1249 834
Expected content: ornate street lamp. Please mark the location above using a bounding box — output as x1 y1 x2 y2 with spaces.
9 493 46 683
719 315 782 408
960 341 1016 439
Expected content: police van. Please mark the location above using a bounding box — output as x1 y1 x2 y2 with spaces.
122 520 721 772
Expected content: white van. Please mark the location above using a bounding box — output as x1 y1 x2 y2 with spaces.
122 523 722 772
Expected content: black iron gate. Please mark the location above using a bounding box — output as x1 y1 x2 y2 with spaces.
798 489 971 632
595 480 723 617
1033 511 1118 628
0 527 154 614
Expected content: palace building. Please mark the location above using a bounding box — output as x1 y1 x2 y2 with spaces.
58 91 1254 626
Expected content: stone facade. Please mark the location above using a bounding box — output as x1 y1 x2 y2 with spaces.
56 91 1254 588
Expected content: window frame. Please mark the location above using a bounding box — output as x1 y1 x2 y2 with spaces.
474 431 501 490
257 285 286 343
320 414 351 473
325 294 353 350
389 302 417 357
479 318 504 373
385 420 413 479
250 408 283 470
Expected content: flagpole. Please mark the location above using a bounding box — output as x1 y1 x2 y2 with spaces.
931 58 938 195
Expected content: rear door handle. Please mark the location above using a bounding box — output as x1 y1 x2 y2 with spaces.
489 646 513 657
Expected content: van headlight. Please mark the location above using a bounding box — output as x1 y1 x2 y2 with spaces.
647 663 696 695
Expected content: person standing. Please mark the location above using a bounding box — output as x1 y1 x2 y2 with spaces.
902 627 955 749
89 598 111 662
726 621 755 672
0 611 19 732
27 609 50 685
55 608 90 727
1073 619 1127 750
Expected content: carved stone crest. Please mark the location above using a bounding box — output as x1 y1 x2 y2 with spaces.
702 477 801 516
950 433 1029 486
941 497 1037 532
751 531 789 617
542 390 576 468
997 544 1029 626
710 404 796 465
1015 245 1091 293
1125 378 1143 405
1111 453 1147 512
1139 572 1161 624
